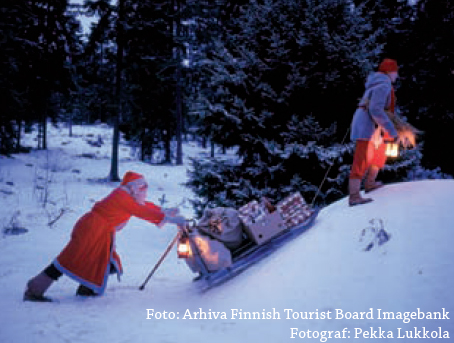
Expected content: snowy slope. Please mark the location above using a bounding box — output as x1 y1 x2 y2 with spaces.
0 124 453 343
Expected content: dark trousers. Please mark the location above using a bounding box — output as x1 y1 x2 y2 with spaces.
43 264 63 281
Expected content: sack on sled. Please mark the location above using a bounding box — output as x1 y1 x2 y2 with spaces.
197 207 244 250
184 233 233 273
184 207 244 273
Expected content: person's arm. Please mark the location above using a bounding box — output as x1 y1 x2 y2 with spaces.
116 189 186 227
118 191 165 224
369 85 398 138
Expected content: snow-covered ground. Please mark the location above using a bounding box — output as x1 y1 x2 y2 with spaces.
0 123 453 343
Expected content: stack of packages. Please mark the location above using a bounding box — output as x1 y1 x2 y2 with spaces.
276 192 314 228
238 200 268 226
238 199 285 245
238 192 313 245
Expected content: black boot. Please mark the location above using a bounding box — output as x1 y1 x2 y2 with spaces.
23 292 53 302
193 273 204 281
23 272 55 302
76 284 98 297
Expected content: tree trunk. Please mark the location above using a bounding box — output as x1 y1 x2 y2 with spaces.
175 0 184 165
16 120 22 152
42 100 47 150
109 0 124 182
37 99 47 150
68 109 73 137
175 57 183 165
164 129 172 164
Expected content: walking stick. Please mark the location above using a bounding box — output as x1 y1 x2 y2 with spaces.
139 230 181 291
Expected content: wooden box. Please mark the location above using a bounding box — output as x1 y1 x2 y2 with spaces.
241 211 287 245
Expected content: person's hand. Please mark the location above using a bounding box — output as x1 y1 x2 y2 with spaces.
386 136 400 144
162 207 180 217
164 215 186 226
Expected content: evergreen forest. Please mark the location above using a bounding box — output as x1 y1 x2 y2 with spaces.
1 0 453 212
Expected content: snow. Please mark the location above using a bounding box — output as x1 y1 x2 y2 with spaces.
1 123 453 342
69 0 100 37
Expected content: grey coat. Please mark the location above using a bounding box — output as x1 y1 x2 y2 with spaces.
350 72 398 141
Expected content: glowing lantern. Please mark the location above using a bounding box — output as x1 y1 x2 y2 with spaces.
177 236 190 258
385 142 399 158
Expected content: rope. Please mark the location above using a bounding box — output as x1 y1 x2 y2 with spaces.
310 128 351 207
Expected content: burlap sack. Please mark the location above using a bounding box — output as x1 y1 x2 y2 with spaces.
197 207 244 250
184 233 232 273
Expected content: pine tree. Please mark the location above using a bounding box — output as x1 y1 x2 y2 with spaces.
0 0 80 154
390 0 454 175
114 0 190 164
0 1 35 153
73 0 116 125
186 0 390 211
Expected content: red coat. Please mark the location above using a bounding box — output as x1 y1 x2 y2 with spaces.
53 188 165 294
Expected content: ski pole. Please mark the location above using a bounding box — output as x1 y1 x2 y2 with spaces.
139 230 181 291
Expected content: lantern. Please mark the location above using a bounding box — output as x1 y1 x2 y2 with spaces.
177 235 190 258
385 142 399 158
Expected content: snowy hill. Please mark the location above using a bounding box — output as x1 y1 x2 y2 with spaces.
0 124 453 342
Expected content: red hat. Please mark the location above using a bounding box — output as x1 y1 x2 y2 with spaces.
378 59 399 73
121 171 144 186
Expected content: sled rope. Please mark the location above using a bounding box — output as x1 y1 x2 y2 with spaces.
310 128 350 207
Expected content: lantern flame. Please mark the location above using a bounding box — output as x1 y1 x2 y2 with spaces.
385 142 399 158
177 237 190 258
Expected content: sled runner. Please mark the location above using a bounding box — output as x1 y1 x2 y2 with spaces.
177 193 319 292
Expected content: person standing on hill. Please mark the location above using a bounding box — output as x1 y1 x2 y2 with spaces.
24 171 186 302
348 59 400 206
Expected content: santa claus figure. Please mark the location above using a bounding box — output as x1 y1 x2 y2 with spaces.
24 171 185 302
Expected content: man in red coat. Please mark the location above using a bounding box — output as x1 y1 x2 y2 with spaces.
24 171 186 302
